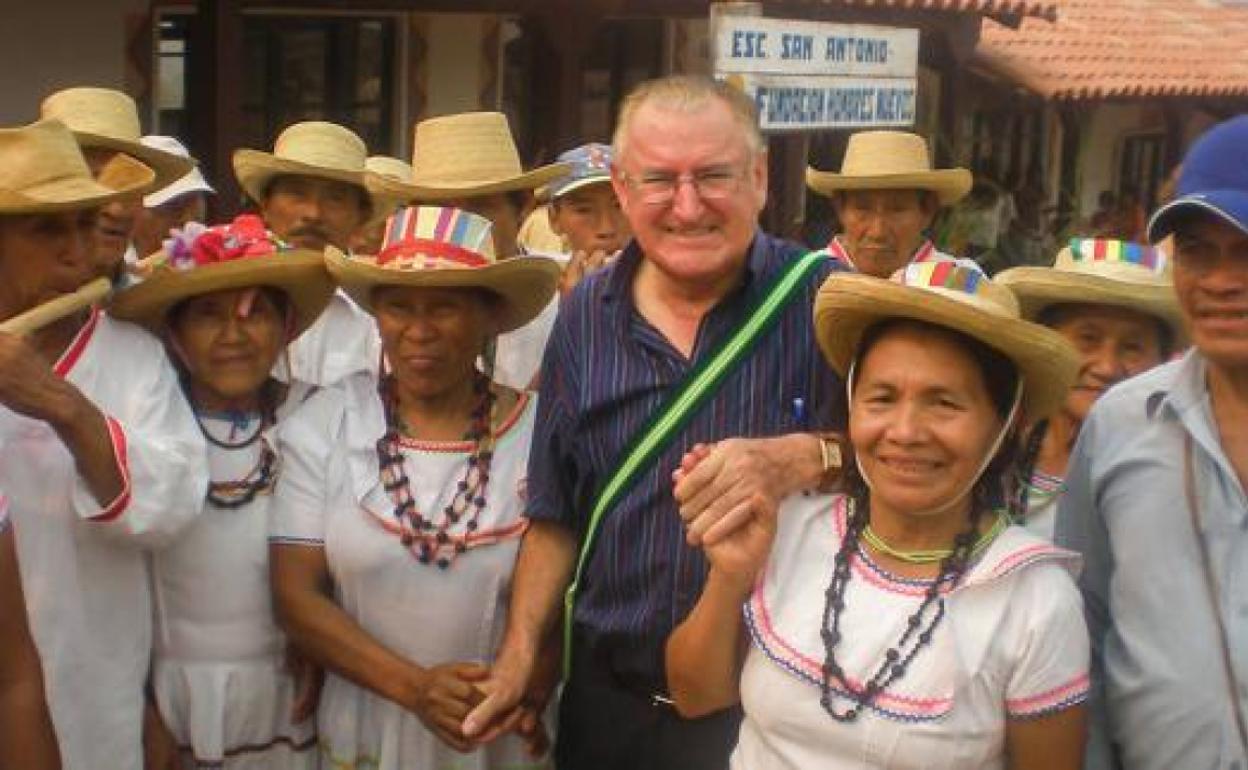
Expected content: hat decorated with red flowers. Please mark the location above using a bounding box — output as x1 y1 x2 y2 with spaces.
109 214 334 338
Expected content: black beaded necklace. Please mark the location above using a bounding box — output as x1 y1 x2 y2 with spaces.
818 496 978 722
198 379 283 509
375 373 496 569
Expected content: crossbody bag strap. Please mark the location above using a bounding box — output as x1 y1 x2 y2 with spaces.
1183 433 1248 758
561 249 828 675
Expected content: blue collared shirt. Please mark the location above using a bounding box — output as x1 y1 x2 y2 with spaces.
1058 350 1248 770
527 232 843 680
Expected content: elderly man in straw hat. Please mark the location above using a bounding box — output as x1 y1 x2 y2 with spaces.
234 120 399 387
367 111 570 390
131 135 215 261
41 87 196 281
461 75 847 770
1056 115 1248 770
807 130 978 278
0 119 207 770
996 238 1179 541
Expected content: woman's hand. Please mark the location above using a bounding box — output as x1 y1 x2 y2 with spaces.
143 698 186 770
406 662 490 753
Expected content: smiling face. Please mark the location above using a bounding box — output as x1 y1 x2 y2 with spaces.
833 189 938 278
372 285 498 400
0 210 98 320
1171 214 1248 371
611 97 767 288
850 322 1006 521
168 287 288 411
1042 302 1167 423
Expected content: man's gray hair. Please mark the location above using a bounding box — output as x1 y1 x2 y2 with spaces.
612 75 766 160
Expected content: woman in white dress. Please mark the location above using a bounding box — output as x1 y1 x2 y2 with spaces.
270 205 561 770
110 213 336 769
996 238 1180 539
667 263 1089 769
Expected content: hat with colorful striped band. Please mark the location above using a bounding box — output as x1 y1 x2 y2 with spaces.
996 237 1184 344
325 205 560 333
814 261 1080 419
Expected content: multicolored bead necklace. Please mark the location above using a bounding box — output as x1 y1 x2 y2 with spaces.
206 440 280 509
819 496 978 722
375 374 496 569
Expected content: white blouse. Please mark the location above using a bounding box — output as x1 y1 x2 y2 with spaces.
733 494 1089 770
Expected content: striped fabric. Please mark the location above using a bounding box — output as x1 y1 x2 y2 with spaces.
900 261 988 295
527 233 845 681
378 206 494 268
1068 237 1166 273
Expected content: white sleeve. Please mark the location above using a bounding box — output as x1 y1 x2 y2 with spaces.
71 349 207 549
1004 562 1091 719
269 388 344 546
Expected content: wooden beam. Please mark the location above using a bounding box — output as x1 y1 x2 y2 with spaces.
188 0 245 219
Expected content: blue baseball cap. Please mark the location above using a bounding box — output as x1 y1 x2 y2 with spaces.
1148 115 1248 243
544 143 613 200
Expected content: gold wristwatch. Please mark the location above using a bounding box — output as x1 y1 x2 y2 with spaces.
814 432 846 492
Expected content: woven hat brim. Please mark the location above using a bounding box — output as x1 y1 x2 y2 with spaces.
325 246 560 333
233 149 377 205
813 274 1080 420
108 251 335 340
995 267 1187 346
378 162 574 201
0 166 156 214
806 167 972 206
74 131 195 191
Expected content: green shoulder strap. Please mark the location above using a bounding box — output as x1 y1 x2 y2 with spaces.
562 249 827 675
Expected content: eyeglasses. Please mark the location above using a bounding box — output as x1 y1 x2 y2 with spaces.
620 165 745 206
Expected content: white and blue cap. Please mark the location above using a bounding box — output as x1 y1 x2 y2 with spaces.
544 143 613 200
1148 115 1248 243
140 135 215 208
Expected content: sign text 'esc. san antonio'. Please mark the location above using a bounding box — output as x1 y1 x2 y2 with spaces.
713 16 920 132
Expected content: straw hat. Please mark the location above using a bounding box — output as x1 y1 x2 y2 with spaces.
807 131 971 206
372 112 571 200
0 119 156 214
814 262 1079 419
326 205 560 332
366 155 415 184
233 121 390 216
996 238 1184 344
40 87 194 191
109 214 334 338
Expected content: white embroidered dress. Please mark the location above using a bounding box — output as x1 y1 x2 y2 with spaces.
0 310 208 770
270 373 548 770
150 383 320 770
734 494 1089 770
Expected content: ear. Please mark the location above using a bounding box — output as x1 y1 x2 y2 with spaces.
751 149 770 210
610 163 633 218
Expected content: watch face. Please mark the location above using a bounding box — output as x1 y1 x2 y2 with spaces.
821 436 843 471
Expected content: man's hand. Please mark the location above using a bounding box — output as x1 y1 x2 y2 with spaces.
459 656 530 746
0 332 74 425
559 249 616 295
673 434 823 547
406 663 490 753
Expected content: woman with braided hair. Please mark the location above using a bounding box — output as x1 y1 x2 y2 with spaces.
269 206 560 770
109 213 337 769
667 263 1089 769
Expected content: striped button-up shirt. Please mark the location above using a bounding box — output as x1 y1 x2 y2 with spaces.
527 232 843 682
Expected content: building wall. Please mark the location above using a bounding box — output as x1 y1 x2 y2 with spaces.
0 0 149 125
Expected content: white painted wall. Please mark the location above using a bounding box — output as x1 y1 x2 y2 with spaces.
421 13 492 118
0 0 148 125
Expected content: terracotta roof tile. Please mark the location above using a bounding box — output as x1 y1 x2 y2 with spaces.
771 0 1058 21
977 0 1248 99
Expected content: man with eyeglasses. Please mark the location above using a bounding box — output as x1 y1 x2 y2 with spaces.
807 130 977 278
462 75 847 770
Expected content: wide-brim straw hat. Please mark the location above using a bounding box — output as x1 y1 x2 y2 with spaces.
234 121 393 222
0 118 156 214
814 262 1079 420
109 215 334 339
40 87 194 191
373 112 572 201
326 205 560 333
996 237 1185 345
807 130 971 206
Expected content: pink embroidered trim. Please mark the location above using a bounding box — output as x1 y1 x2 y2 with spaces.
396 392 530 453
1006 673 1090 717
362 508 530 548
87 416 133 522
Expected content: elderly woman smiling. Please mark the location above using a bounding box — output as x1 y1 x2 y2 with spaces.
269 206 560 770
667 264 1088 770
109 214 336 769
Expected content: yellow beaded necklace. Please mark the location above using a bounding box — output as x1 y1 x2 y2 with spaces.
861 510 1010 565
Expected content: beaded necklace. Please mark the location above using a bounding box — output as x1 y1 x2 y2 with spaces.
206 440 280 509
818 496 978 723
197 381 283 509
375 373 497 569
861 510 1009 565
